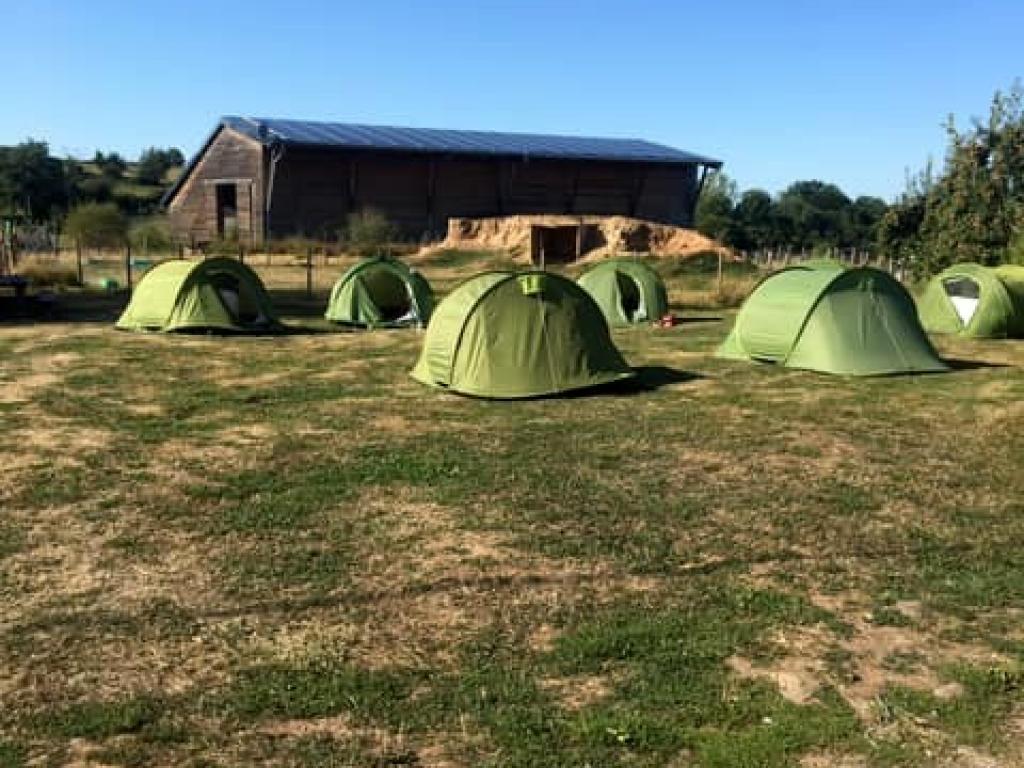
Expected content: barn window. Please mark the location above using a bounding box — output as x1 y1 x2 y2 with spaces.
215 183 238 238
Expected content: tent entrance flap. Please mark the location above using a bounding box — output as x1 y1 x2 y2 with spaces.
943 277 980 327
362 267 412 322
210 269 263 324
616 272 642 321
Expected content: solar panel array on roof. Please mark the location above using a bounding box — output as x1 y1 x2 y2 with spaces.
223 116 720 166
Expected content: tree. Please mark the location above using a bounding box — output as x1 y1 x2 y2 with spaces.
695 171 740 245
879 83 1024 276
0 140 69 220
136 147 186 185
94 151 126 179
734 188 775 249
65 202 128 248
777 180 852 247
849 196 888 249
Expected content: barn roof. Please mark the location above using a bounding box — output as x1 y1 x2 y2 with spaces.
222 116 721 166
164 116 721 207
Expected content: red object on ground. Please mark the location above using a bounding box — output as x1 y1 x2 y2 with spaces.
654 314 678 328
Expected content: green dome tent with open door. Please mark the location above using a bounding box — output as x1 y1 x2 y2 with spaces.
115 258 279 333
717 263 947 376
324 256 434 328
917 262 1024 338
411 271 634 398
576 258 669 326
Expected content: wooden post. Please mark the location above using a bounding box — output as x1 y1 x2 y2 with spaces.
306 246 313 298
178 243 185 260
238 243 245 264
75 240 83 286
125 243 132 289
716 250 724 293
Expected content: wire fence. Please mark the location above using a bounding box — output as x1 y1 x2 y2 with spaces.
743 246 908 279
10 245 364 295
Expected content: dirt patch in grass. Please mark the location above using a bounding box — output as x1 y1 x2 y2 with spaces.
0 351 82 403
800 753 867 768
250 492 662 671
540 673 616 711
729 590 1008 721
11 421 114 461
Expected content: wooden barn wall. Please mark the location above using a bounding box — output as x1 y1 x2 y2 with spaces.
265 150 701 241
167 128 264 245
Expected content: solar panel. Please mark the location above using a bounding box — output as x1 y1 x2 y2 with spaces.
223 116 719 166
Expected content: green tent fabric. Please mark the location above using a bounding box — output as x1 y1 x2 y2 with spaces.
917 262 1024 338
324 257 434 327
576 258 669 326
115 258 279 333
718 264 947 376
411 270 634 398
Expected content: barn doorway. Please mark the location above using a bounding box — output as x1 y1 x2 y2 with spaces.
215 183 238 238
530 225 579 265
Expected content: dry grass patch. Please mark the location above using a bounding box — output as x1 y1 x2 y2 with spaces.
539 673 616 711
729 589 1009 723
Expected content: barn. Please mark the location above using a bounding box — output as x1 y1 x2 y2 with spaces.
164 116 721 247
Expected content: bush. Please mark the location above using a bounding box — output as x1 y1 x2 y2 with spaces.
343 209 396 257
130 220 174 254
1008 231 1024 266
65 203 128 248
19 264 80 288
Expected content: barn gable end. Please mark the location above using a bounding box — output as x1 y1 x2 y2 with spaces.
166 126 265 246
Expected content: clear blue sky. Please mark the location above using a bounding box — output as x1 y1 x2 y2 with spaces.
2 0 1020 201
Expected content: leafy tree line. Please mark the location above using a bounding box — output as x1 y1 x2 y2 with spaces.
0 140 184 221
878 83 1024 277
695 173 888 253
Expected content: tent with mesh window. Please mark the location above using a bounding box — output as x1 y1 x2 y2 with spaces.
576 258 669 326
717 263 947 376
411 270 633 398
324 256 434 328
115 258 279 333
917 262 1024 338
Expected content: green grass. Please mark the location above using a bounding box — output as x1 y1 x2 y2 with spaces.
2 279 1024 766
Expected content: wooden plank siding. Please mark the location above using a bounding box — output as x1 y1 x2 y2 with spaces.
167 127 264 246
168 135 702 246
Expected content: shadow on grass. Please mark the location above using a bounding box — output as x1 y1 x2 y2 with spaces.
0 291 127 324
559 366 703 399
942 357 1013 371
673 315 724 325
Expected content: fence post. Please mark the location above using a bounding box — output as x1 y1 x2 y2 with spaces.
125 243 132 289
306 246 313 298
75 239 83 286
238 243 245 264
178 243 184 260
716 250 724 293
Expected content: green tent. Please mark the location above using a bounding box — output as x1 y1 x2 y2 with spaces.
411 271 634 398
576 258 670 326
325 257 434 328
717 264 947 376
917 262 1024 338
115 258 279 333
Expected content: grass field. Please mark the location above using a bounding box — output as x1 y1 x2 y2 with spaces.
1 266 1023 767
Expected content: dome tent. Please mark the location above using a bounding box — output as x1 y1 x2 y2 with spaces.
324 256 434 328
717 264 947 376
576 258 669 326
116 258 279 333
917 262 1024 338
411 271 634 398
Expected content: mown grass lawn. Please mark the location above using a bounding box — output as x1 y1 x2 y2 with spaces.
1 271 1024 767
